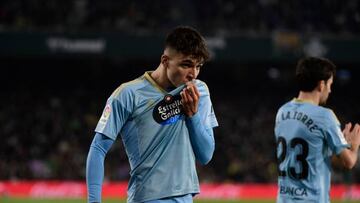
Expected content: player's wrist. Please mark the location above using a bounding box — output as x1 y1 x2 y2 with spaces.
350 143 359 153
186 111 197 118
186 112 200 123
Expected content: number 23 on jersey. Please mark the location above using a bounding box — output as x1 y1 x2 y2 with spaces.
277 136 309 180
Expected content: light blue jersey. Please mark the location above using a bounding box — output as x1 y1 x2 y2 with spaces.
275 99 349 203
95 72 218 203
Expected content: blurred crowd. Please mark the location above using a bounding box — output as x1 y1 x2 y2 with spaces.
1 0 360 185
1 60 360 184
1 0 360 35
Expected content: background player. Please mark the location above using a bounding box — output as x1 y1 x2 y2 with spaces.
274 57 360 203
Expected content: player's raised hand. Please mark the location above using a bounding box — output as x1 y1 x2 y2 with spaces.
181 81 200 117
343 122 360 148
349 123 360 148
343 122 353 143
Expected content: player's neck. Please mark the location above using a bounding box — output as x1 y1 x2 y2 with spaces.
297 91 320 105
151 65 173 90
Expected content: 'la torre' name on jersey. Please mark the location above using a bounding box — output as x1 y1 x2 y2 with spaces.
281 111 319 132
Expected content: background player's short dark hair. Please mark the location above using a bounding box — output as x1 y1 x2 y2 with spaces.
165 26 210 62
295 57 336 92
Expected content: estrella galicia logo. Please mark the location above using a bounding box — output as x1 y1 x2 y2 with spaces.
153 94 183 125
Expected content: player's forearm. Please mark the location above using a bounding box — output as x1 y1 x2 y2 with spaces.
86 133 114 203
341 144 359 169
347 144 359 169
186 113 215 165
86 145 104 203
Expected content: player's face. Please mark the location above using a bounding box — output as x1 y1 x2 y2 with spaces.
319 76 333 105
165 52 203 87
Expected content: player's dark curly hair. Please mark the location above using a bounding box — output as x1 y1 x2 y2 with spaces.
296 57 336 92
165 26 210 62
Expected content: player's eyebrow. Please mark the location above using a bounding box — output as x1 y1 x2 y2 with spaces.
180 59 203 67
180 59 195 64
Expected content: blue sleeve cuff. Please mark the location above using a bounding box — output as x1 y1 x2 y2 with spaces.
86 133 114 203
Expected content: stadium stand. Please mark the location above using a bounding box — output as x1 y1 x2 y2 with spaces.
1 0 360 186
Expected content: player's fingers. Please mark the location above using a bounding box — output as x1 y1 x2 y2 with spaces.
353 123 359 130
181 90 196 116
181 91 191 112
187 86 198 102
181 90 188 104
185 90 194 103
354 123 360 135
186 85 194 94
194 85 200 98
351 124 360 145
343 123 352 134
184 90 193 105
188 84 200 98
186 86 199 114
192 85 200 100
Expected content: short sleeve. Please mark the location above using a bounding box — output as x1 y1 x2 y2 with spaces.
324 110 349 155
95 86 133 140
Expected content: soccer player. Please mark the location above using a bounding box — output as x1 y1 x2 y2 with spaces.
86 26 218 203
275 57 360 203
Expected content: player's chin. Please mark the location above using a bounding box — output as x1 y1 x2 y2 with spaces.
174 81 186 87
185 77 195 83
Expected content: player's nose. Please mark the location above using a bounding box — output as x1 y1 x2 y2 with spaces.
189 67 198 77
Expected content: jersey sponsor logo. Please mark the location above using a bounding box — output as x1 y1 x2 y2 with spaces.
280 185 308 197
153 94 183 125
99 104 111 124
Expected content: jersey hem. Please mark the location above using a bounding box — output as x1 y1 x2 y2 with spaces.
128 190 200 203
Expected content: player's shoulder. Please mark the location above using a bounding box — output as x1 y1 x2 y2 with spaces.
275 100 291 121
194 79 210 95
303 105 340 127
319 107 340 125
110 75 146 99
277 100 294 112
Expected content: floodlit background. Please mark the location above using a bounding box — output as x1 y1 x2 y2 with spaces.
1 0 360 202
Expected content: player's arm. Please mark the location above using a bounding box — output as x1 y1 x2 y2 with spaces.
338 123 360 169
181 82 215 165
186 113 215 165
86 88 133 203
86 132 114 203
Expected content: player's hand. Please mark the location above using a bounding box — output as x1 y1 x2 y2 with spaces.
343 123 353 143
343 123 360 148
180 81 200 117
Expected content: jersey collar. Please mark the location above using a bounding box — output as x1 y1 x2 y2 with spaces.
144 71 168 94
144 71 185 95
292 98 317 105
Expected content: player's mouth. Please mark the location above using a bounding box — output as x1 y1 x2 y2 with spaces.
186 76 194 81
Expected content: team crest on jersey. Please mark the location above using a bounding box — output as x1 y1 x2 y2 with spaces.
153 94 183 125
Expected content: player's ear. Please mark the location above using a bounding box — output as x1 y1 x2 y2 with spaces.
161 54 169 68
317 80 325 92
